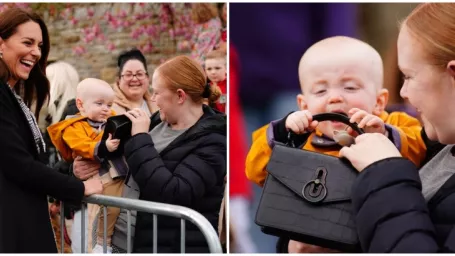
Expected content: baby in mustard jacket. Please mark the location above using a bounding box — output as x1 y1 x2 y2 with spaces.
48 78 127 253
245 36 427 253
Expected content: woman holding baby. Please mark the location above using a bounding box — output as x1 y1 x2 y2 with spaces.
254 3 455 253
73 53 226 253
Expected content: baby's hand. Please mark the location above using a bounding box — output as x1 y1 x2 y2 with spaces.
285 110 319 134
348 108 386 135
106 133 120 152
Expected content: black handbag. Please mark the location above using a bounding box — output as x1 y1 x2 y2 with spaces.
101 115 132 157
102 114 132 141
255 113 364 252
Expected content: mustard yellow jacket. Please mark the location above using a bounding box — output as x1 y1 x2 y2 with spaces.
47 112 115 162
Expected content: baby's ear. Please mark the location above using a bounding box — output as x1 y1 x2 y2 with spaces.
446 60 455 79
296 94 307 110
75 98 83 111
373 88 389 115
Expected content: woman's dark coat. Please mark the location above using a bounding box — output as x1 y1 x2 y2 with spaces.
352 155 455 252
0 81 84 253
124 105 226 253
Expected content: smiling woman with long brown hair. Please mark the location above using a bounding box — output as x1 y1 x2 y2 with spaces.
0 7 102 253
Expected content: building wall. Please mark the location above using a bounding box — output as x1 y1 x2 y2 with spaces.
41 3 196 83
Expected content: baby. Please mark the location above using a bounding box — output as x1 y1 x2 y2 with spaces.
48 78 128 253
245 36 427 252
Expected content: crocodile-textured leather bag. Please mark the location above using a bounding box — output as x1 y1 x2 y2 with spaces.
102 114 132 141
101 115 132 157
255 113 364 252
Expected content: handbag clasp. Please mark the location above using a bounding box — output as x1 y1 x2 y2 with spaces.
302 167 328 203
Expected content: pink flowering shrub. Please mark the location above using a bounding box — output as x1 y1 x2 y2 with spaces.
0 3 204 57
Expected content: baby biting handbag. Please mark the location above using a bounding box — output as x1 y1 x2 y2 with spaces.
255 113 364 252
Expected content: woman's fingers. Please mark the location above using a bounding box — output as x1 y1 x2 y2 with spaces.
124 111 135 121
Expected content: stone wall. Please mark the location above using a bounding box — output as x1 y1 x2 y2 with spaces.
37 3 211 83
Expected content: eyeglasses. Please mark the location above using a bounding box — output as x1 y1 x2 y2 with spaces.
121 71 148 81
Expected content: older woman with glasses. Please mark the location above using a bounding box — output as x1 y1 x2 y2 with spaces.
112 48 157 116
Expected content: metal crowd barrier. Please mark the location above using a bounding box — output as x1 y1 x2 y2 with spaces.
59 195 223 253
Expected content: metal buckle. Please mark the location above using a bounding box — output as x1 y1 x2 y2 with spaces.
302 167 328 203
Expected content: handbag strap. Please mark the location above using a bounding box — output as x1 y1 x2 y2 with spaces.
287 112 364 148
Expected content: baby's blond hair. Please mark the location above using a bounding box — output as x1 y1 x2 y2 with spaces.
77 78 114 101
298 36 384 92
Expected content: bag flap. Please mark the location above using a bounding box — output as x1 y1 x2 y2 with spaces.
102 115 132 141
266 144 358 203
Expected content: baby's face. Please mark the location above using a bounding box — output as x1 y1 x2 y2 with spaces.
79 86 115 122
300 58 380 137
83 97 114 122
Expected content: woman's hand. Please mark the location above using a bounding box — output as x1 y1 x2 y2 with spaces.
124 108 151 136
288 240 339 253
82 178 103 196
73 156 100 180
339 133 402 172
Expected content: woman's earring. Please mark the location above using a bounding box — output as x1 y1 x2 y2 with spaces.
0 52 3 59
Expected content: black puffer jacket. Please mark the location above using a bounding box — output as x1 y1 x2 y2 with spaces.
124 105 226 253
352 156 455 252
